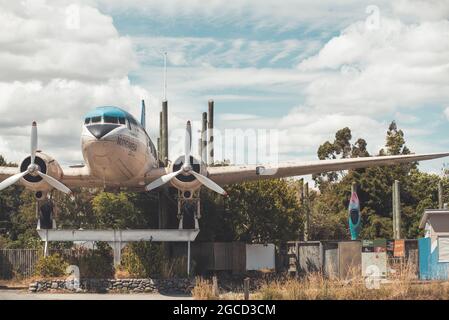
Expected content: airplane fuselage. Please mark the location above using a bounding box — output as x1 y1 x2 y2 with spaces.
81 106 158 184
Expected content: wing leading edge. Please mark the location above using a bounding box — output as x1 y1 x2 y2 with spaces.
0 152 448 190
207 152 449 186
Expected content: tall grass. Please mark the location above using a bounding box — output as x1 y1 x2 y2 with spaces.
256 266 449 300
192 262 449 300
191 277 219 300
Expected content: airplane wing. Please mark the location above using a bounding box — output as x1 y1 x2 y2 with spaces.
207 152 449 186
0 165 168 190
0 166 20 181
60 166 168 188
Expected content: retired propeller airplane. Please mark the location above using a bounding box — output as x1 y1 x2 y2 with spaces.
0 104 448 201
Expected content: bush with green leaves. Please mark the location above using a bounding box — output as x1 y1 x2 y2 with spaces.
34 253 68 278
65 243 115 279
120 241 165 278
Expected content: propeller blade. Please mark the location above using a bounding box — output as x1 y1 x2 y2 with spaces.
184 121 192 167
37 172 72 194
190 171 227 196
31 121 37 165
0 171 29 191
145 169 183 191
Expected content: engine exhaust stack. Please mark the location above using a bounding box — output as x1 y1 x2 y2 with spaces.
141 99 146 130
162 100 169 166
207 100 214 166
201 112 207 165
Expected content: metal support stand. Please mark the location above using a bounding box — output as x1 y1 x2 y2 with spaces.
177 189 201 230
37 229 199 274
187 241 191 276
36 191 201 276
44 239 48 257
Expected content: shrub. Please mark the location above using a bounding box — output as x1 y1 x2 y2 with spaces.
162 256 189 278
34 254 68 278
65 243 115 279
120 241 164 278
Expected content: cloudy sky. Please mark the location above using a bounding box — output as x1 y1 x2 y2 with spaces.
1 0 449 175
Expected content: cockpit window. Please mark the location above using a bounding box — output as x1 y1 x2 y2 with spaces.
118 117 125 125
84 118 91 125
91 116 102 123
129 117 138 125
104 116 118 124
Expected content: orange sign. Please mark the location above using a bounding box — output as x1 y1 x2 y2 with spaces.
394 240 405 257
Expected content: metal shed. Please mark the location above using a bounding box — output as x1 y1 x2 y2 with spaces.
322 241 361 279
418 209 449 280
288 241 361 279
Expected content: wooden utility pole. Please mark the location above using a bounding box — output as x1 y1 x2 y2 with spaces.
303 182 310 242
392 180 401 239
392 182 396 239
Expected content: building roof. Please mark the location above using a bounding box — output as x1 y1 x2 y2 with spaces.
419 209 449 229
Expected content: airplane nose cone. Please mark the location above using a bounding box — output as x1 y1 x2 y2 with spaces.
87 124 119 139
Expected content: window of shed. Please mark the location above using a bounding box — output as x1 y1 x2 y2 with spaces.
438 237 449 262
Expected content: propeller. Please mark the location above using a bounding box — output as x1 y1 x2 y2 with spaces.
145 121 227 196
0 122 72 195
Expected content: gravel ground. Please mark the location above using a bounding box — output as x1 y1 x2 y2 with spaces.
0 289 193 300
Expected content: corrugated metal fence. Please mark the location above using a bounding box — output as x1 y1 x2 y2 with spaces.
0 249 41 279
0 249 76 279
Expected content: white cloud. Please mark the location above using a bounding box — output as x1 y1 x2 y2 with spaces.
297 18 449 116
1 0 448 174
93 0 392 32
392 0 449 21
444 107 449 121
132 36 321 68
0 1 150 165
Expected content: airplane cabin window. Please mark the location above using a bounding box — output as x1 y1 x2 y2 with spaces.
84 118 91 124
91 116 102 123
104 116 118 124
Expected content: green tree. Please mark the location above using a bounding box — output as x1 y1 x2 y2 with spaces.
311 120 444 240
91 192 146 229
221 179 302 244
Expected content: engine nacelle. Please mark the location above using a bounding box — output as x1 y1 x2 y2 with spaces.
169 155 205 195
19 151 63 193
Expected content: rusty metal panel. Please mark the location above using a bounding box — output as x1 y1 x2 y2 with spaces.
193 242 214 271
338 241 361 279
405 239 418 276
323 242 338 277
394 240 405 257
231 242 246 274
213 242 230 270
298 241 322 274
